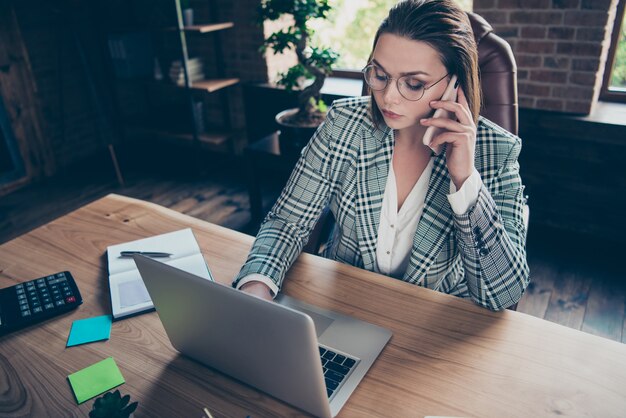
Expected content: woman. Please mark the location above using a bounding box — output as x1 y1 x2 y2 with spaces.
233 0 529 310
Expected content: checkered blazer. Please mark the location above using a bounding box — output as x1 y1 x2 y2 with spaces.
235 96 530 310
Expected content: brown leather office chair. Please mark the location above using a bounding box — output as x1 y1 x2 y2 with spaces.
302 12 522 309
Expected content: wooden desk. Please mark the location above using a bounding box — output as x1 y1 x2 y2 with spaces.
1 194 625 417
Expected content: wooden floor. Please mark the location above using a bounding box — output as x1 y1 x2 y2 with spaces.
1 145 624 344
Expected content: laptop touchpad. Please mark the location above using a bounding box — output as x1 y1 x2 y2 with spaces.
297 308 334 337
276 295 334 337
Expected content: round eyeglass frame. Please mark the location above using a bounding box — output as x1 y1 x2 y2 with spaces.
362 64 449 101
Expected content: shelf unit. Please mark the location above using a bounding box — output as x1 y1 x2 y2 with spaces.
124 0 239 155
172 0 238 154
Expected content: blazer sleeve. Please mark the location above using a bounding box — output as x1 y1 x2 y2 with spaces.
453 135 530 310
232 105 341 291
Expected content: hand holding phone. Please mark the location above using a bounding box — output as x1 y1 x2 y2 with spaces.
422 74 458 155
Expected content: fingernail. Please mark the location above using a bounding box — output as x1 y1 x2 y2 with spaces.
454 78 459 88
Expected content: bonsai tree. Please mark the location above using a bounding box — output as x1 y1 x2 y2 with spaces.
89 390 138 418
259 0 339 126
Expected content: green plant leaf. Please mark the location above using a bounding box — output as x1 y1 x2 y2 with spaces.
277 64 311 90
260 0 339 115
317 99 328 112
125 401 139 416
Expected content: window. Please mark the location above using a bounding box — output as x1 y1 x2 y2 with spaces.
309 0 473 76
601 0 626 102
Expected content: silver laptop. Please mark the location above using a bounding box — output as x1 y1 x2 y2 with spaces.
134 254 391 417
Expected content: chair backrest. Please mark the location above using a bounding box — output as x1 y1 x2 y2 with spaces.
467 12 518 135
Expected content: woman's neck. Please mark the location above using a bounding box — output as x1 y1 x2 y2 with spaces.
394 125 430 153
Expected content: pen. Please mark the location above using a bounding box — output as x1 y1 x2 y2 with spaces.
120 251 172 258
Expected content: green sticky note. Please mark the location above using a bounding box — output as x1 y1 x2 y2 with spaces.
67 315 112 347
67 357 125 404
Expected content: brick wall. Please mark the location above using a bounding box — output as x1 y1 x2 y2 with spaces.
12 0 105 169
473 0 620 114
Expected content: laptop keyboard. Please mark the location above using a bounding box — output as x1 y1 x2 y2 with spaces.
319 346 358 398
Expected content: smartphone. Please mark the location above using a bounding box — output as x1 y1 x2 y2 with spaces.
422 74 458 156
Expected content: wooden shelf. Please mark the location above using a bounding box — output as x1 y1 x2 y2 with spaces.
149 78 239 94
189 78 239 93
166 22 234 33
185 22 234 33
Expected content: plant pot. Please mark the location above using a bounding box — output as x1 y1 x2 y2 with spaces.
275 108 322 155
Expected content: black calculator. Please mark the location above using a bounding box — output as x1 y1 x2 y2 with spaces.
0 271 83 336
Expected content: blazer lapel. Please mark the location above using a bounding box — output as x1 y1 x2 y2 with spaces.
402 151 454 283
355 124 393 271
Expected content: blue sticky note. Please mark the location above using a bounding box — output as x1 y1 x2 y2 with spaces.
67 315 112 347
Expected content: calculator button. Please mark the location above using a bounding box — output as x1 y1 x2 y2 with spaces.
44 303 55 310
57 272 66 278
40 292 50 298
21 310 31 317
66 296 76 303
15 284 24 290
55 300 65 307
16 288 25 295
18 294 27 301
42 297 52 304
20 303 29 311
37 278 46 284
56 276 67 283
64 291 73 297
32 307 43 314
31 301 41 307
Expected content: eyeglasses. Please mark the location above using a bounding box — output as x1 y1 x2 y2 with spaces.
362 64 449 101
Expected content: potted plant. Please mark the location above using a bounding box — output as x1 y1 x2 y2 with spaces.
89 390 138 418
259 0 339 152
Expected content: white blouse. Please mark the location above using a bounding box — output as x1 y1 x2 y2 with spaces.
375 157 434 277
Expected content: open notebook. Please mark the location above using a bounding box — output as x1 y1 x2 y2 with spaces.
106 228 212 319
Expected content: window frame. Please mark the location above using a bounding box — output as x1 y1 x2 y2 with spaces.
600 0 626 103
331 69 362 79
